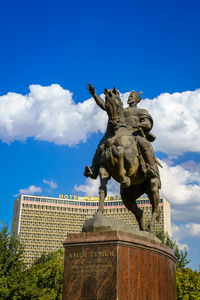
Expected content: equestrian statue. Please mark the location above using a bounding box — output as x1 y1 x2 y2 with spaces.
84 84 162 231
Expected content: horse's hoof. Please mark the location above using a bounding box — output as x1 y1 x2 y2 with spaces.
96 209 104 216
147 226 155 234
84 165 92 177
84 166 98 179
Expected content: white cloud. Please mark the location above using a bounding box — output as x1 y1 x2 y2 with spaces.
17 185 42 195
160 161 200 205
74 177 120 196
43 179 58 189
140 89 200 154
172 223 200 250
0 84 107 145
160 160 200 223
172 223 200 239
181 160 200 174
1 85 200 155
14 178 57 197
74 178 99 196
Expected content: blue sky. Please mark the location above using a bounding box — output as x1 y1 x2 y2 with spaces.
0 0 200 269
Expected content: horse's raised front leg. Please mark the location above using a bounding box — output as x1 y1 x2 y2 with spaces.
98 167 110 214
117 146 131 188
145 177 161 232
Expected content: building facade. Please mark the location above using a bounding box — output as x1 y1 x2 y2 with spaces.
12 194 171 264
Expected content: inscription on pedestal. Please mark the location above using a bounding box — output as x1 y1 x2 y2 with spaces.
68 249 114 278
63 246 117 300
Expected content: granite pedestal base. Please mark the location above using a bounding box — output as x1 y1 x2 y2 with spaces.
62 231 176 300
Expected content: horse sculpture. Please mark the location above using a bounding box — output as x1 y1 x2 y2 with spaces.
84 86 161 231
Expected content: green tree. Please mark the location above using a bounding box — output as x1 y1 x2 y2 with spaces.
18 249 64 299
174 245 191 270
0 223 25 299
156 230 176 249
0 223 64 299
176 268 200 300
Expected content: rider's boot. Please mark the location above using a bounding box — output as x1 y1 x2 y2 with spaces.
140 144 158 179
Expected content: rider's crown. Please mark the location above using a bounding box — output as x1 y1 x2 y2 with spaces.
128 90 143 104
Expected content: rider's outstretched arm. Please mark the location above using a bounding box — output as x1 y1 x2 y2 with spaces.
93 94 106 111
87 83 106 111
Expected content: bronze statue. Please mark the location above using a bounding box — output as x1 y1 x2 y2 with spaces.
84 84 161 231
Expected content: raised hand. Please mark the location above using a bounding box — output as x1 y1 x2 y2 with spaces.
87 83 95 96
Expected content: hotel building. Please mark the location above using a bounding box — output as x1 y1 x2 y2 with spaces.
12 194 171 264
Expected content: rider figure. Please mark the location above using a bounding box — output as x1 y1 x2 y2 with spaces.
84 85 159 180
123 90 159 179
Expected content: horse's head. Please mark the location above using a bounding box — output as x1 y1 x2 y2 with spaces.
104 87 124 131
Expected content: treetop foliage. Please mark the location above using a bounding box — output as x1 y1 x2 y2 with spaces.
176 268 200 300
0 223 64 299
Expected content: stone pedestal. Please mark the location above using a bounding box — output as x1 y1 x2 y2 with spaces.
63 231 176 300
